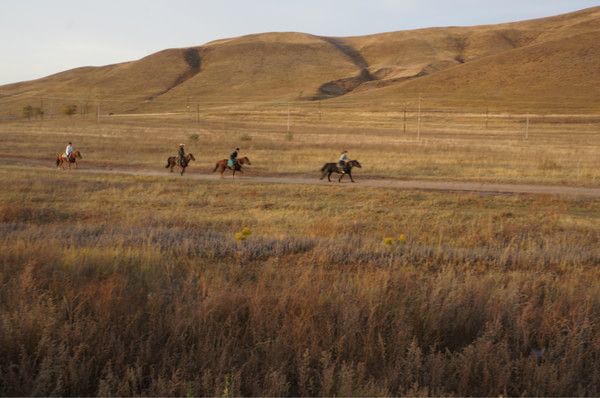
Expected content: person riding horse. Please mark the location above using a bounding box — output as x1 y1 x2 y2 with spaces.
66 142 74 161
338 150 350 173
178 144 188 168
228 147 240 169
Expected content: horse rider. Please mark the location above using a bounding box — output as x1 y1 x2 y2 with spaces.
338 150 349 173
229 147 240 169
178 144 187 167
65 142 74 161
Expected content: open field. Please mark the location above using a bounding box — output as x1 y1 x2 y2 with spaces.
2 6 600 396
1 111 599 187
1 167 599 396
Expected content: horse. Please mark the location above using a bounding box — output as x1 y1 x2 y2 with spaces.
213 156 251 178
320 159 362 183
165 153 196 176
56 151 83 170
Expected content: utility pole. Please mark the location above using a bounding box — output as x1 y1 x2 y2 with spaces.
417 95 422 140
40 98 44 121
525 115 530 140
318 100 322 122
287 103 290 134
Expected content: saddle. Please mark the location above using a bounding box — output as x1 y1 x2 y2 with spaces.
227 159 236 168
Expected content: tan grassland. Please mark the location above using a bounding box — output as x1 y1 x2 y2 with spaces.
1 113 598 186
1 5 600 397
1 167 599 396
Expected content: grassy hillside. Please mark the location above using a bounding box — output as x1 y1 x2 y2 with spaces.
1 7 599 116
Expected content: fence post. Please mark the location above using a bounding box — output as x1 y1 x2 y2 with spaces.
417 95 422 140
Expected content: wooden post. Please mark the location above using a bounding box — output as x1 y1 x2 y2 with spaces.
287 103 290 134
318 101 322 122
417 95 422 140
525 115 530 140
403 106 407 134
485 107 489 130
196 103 200 124
97 102 100 123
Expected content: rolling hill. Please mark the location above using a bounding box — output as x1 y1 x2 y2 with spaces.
1 6 599 115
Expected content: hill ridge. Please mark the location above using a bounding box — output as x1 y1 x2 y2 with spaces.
1 6 599 114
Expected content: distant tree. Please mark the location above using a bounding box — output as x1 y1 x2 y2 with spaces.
22 105 44 120
22 105 33 120
62 105 78 117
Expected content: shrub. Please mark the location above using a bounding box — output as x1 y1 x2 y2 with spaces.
62 104 77 117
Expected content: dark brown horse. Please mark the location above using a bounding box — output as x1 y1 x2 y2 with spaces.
320 159 362 182
213 156 251 178
165 153 196 175
56 151 83 170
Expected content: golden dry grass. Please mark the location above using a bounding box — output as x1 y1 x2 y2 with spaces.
1 114 598 186
0 168 599 396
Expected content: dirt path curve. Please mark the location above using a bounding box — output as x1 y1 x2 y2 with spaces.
3 162 599 197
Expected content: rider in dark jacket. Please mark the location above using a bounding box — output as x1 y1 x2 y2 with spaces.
178 144 187 167
229 147 240 169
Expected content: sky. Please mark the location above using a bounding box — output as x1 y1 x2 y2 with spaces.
1 0 598 85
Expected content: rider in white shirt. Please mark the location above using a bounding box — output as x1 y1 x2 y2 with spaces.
65 142 73 160
338 150 349 172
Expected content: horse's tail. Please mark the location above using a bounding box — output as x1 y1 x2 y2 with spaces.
213 162 219 172
56 154 61 167
321 164 327 172
165 159 170 168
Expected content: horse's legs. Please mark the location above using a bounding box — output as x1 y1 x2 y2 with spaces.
339 173 344 183
327 172 333 182
349 172 355 183
320 171 326 180
180 166 185 176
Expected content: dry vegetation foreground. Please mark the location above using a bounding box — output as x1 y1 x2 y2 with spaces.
1 168 599 396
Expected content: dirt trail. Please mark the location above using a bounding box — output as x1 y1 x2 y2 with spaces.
2 161 599 197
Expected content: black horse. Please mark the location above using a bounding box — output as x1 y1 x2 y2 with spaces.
320 160 362 183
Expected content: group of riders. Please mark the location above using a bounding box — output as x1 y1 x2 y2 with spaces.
176 144 242 170
174 145 353 173
62 142 354 174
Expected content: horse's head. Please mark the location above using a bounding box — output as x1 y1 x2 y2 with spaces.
188 153 196 161
75 151 82 159
241 156 251 165
350 160 361 168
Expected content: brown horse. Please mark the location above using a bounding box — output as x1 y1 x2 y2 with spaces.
165 153 196 176
213 156 251 178
56 151 83 170
320 159 362 182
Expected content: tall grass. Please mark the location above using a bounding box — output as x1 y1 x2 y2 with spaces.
0 170 599 396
